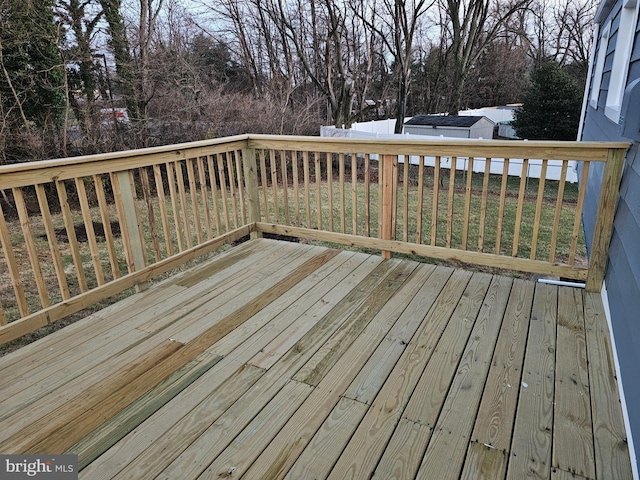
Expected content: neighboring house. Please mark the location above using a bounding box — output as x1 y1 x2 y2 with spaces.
404 115 495 139
580 0 640 473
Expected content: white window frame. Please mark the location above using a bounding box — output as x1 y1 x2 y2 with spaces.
590 20 612 109
606 0 640 122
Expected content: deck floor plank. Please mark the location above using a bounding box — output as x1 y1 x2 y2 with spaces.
583 291 634 480
507 283 558 480
553 287 595 478
471 278 535 451
414 275 513 480
243 262 437 480
0 239 630 480
327 269 474 480
283 397 369 480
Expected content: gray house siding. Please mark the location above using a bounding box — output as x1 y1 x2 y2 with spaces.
580 0 640 469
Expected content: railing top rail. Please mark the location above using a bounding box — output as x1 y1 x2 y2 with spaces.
0 134 250 176
0 135 250 190
0 134 630 190
247 134 630 162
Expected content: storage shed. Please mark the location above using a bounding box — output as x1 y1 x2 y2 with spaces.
404 115 495 139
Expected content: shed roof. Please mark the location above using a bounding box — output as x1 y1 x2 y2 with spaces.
405 115 490 127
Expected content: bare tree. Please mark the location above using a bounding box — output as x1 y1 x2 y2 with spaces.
440 0 531 114
353 0 436 132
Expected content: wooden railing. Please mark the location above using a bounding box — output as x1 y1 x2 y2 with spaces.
0 135 628 344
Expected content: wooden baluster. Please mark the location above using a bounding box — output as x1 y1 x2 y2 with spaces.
461 157 474 250
207 156 223 236
175 160 193 246
270 149 279 224
549 161 569 263
56 179 88 292
94 174 121 276
339 152 345 233
391 155 398 239
139 167 162 262
416 156 425 244
293 151 300 227
352 152 358 235
402 155 409 242
235 150 247 225
495 158 510 255
328 153 334 232
365 153 371 238
165 162 184 252
225 152 239 229
129 170 148 267
512 159 529 257
259 149 269 223
197 157 213 240
381 154 395 259
446 157 456 248
217 154 232 232
530 159 549 260
36 183 71 299
281 150 290 225
186 159 203 245
431 156 441 246
75 177 105 285
315 152 322 230
477 158 491 252
303 151 311 228
0 201 29 317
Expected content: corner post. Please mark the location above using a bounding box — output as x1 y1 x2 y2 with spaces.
242 146 262 239
586 147 626 292
114 170 148 291
381 154 396 259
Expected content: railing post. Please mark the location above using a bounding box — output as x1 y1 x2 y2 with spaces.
586 147 626 292
114 170 148 291
242 146 262 239
381 154 396 259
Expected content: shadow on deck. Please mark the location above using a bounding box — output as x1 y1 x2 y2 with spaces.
0 239 632 479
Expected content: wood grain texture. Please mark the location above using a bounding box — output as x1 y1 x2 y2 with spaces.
140 166 162 261
583 291 633 479
293 260 416 386
284 397 368 480
586 148 626 291
460 441 508 480
507 283 558 480
0 240 630 480
553 287 595 478
255 223 589 281
13 187 50 308
328 269 472 480
0 201 29 316
415 275 512 480
472 278 535 450
372 418 432 480
342 264 441 405
106 363 265 480
35 183 71 299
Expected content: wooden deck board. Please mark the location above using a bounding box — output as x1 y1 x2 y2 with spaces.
0 239 631 480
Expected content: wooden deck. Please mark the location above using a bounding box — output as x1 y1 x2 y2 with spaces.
0 239 632 479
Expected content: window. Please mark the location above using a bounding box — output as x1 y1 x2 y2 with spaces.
606 0 640 122
590 21 611 109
